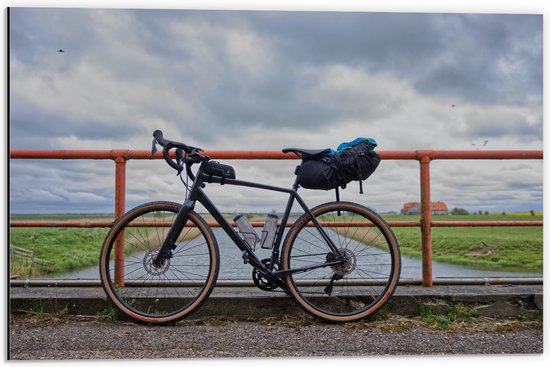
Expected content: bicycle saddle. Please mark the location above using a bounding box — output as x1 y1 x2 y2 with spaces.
282 147 331 158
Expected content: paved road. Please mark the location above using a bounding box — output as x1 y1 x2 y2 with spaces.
9 314 542 359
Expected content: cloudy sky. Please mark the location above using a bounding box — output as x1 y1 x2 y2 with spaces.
8 7 543 214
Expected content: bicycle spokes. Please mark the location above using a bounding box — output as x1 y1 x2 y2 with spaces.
100 202 219 324
283 202 400 320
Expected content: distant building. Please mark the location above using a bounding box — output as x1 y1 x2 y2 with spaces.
432 202 449 215
401 202 421 215
401 202 449 215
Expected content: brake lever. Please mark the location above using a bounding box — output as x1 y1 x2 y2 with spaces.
148 139 158 159
173 148 187 176
188 147 210 162
175 148 184 166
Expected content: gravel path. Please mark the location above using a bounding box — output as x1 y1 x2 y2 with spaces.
9 314 543 359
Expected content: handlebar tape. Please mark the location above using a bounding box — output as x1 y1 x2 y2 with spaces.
153 129 192 153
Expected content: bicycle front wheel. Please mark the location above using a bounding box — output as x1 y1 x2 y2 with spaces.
99 201 219 325
282 201 401 322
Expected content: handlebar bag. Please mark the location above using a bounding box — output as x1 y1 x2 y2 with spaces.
296 138 380 190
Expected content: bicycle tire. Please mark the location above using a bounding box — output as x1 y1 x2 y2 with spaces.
99 201 219 325
281 201 400 322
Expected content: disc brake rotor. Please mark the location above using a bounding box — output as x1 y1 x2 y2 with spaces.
143 250 171 276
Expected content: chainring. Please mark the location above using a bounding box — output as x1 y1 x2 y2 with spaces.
252 258 281 291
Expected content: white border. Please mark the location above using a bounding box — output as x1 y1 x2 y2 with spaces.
2 1 547 366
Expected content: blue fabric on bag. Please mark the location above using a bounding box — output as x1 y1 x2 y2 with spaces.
324 137 377 157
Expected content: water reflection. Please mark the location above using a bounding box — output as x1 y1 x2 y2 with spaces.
56 228 540 280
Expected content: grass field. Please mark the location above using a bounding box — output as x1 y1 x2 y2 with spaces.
385 213 543 273
9 214 200 277
10 227 108 276
9 212 543 276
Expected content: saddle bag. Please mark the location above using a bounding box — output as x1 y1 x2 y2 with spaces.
296 138 380 191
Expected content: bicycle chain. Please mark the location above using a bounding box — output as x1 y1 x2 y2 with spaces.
289 253 328 259
264 253 336 294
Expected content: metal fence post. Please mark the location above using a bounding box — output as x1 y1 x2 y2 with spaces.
419 153 433 287
114 154 127 286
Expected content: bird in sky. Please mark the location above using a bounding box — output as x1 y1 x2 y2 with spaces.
58 49 64 53
471 140 489 150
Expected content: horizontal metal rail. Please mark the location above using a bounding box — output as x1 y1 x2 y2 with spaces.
9 148 543 286
9 277 543 288
9 149 543 160
10 220 543 228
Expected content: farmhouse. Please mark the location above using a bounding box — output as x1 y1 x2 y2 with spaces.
400 202 449 215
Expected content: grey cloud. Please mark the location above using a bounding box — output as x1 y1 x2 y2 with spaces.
8 8 543 214
416 14 542 105
10 9 543 142
507 182 543 191
193 71 343 140
9 8 95 65
458 107 542 141
10 160 116 214
248 12 444 69
469 121 542 139
246 11 541 105
428 159 542 212
10 97 140 148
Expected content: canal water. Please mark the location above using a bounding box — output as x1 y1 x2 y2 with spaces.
56 227 540 280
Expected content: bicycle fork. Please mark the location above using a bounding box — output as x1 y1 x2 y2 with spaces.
152 199 195 267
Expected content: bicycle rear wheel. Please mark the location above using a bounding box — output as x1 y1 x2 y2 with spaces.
282 201 400 322
99 201 219 325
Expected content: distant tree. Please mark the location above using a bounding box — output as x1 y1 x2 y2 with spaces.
530 210 535 216
502 212 506 216
478 210 483 215
473 211 477 215
484 211 489 215
451 208 469 215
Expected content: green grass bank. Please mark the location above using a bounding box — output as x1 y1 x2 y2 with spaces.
386 213 543 273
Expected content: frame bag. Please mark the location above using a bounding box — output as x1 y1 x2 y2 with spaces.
296 138 380 192
203 161 236 184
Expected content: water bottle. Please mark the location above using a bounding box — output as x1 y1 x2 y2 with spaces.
233 214 258 247
260 213 278 249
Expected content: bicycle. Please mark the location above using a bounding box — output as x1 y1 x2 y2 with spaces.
99 130 401 324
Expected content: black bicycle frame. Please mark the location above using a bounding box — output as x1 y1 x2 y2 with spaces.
155 161 342 278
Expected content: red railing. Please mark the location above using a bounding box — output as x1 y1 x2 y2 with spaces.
10 149 543 286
